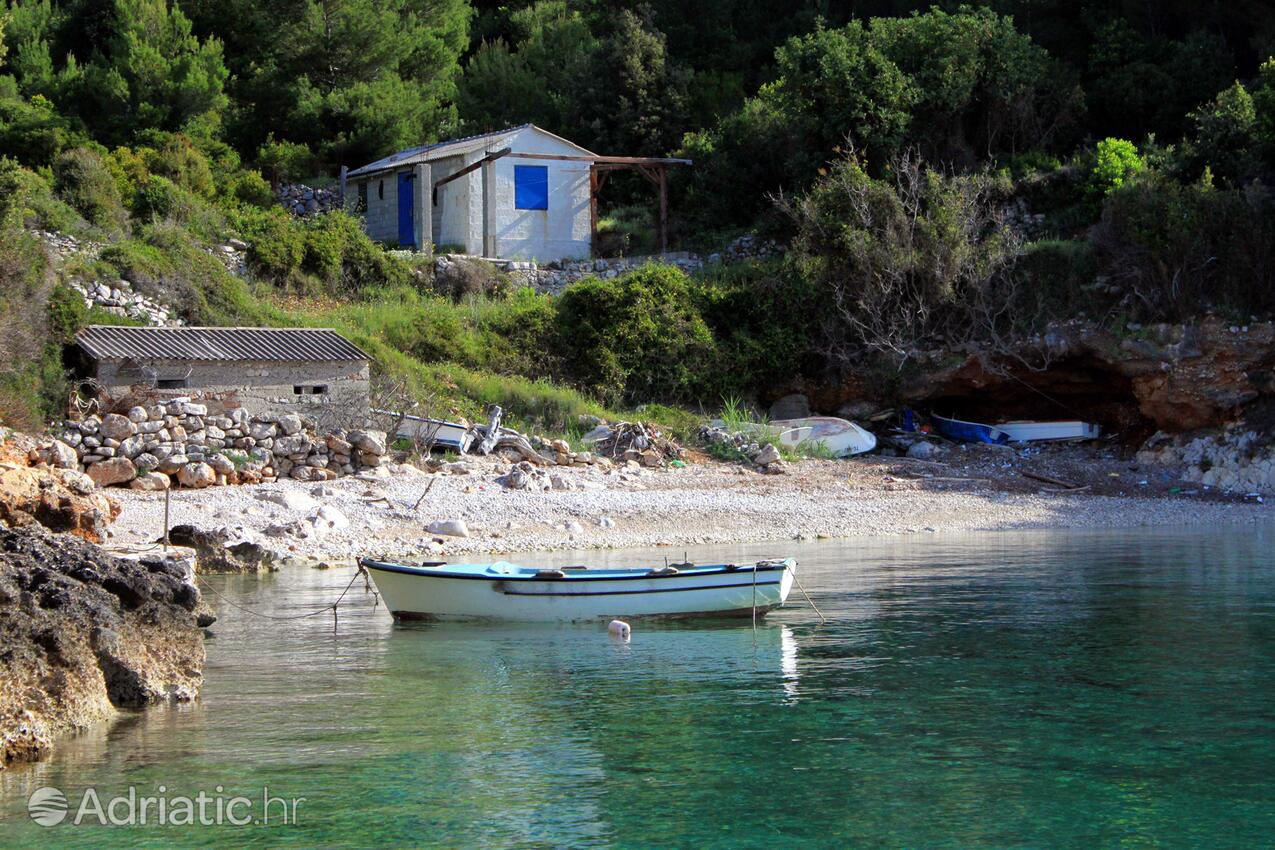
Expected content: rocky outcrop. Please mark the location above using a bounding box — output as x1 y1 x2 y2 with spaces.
0 464 120 543
1137 428 1275 495
0 526 205 769
782 318 1275 439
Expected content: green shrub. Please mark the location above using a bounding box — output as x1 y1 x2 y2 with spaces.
46 283 87 342
432 256 510 301
555 264 718 405
257 138 315 185
0 93 85 169
1089 138 1145 200
1093 177 1275 320
53 147 126 230
138 132 215 197
236 207 305 280
694 258 820 396
229 170 275 207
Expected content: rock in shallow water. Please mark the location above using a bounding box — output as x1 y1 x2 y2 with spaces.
0 525 205 769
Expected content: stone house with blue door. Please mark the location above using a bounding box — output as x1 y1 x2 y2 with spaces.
344 124 689 261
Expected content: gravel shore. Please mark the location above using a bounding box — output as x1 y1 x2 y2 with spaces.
106 452 1272 562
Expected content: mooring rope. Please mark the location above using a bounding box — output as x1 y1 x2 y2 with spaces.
193 564 372 622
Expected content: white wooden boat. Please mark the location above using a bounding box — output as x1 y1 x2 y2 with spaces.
997 420 1100 442
771 416 877 456
373 409 473 453
358 558 795 622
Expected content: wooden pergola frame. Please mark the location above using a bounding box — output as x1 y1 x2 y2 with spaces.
508 152 691 254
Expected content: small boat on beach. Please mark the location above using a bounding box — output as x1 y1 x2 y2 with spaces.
930 414 1010 445
359 558 796 622
996 420 1100 442
770 416 877 457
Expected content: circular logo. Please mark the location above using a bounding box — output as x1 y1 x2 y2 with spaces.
28 786 68 827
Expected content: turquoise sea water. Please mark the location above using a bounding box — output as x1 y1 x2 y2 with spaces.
2 524 1274 848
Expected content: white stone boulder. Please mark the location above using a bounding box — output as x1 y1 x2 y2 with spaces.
255 489 320 512
177 461 216 488
752 443 782 466
44 439 79 469
277 413 304 436
427 519 470 538
86 456 137 487
906 441 939 460
100 413 137 441
130 471 171 491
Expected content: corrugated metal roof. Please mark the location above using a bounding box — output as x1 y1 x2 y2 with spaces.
346 124 598 178
76 326 370 363
347 125 531 178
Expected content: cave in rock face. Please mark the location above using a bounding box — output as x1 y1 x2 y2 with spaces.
919 356 1152 441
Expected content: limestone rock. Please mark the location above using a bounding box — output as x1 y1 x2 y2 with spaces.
176 462 216 489
44 439 79 469
906 441 939 460
255 489 320 512
86 456 137 487
0 526 204 769
752 443 782 466
427 518 470 538
129 472 171 491
100 413 137 442
277 413 304 436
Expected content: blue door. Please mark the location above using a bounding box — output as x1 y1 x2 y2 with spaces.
397 172 415 248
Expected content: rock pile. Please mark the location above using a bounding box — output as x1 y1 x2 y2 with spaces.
40 402 389 490
1137 429 1275 495
706 233 784 265
66 276 183 326
31 229 103 261
278 183 343 217
497 252 705 294
697 424 786 472
208 238 250 278
0 525 205 769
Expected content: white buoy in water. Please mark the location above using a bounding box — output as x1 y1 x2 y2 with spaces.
608 619 631 640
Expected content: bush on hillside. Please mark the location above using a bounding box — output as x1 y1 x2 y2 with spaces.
229 170 275 207
786 149 1022 367
694 259 821 395
53 147 126 230
1094 176 1275 320
555 264 717 405
431 256 510 301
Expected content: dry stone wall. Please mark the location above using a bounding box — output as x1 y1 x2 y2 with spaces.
35 401 388 491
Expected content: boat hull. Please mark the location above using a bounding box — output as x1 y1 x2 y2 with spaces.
997 420 1100 442
362 560 795 622
772 417 877 457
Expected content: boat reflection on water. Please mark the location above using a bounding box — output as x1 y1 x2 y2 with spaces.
375 620 804 707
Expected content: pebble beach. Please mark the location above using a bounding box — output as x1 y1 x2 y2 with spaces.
106 452 1273 563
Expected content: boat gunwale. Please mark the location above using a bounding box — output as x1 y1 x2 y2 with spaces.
359 559 791 583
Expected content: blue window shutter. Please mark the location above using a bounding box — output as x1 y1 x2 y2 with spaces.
514 165 548 210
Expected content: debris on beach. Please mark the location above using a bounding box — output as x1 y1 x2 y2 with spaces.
592 422 686 467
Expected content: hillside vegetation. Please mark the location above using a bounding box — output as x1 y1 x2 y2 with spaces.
2 2 1275 434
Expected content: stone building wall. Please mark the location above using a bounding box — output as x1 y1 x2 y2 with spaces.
91 359 370 423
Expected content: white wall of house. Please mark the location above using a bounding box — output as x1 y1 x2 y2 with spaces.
351 125 593 261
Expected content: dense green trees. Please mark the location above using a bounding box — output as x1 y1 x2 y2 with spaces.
457 2 687 156
679 7 1073 229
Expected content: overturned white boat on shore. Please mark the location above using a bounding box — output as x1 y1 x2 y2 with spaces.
359 558 796 622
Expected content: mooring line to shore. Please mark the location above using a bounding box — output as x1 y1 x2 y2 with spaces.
193 565 372 625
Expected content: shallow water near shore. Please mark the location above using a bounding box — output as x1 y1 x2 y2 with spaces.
3 523 1275 848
